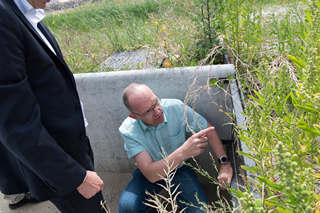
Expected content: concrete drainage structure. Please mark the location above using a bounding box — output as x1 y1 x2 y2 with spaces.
76 64 252 212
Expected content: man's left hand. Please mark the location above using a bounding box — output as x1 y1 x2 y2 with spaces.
217 163 233 189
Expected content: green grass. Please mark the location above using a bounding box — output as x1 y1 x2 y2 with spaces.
44 0 302 73
44 0 196 73
46 0 164 32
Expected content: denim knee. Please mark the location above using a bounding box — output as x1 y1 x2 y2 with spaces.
118 191 144 213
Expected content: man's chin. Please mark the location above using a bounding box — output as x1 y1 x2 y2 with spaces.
155 114 164 123
37 4 47 9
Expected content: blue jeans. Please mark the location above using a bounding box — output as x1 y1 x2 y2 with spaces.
118 166 208 213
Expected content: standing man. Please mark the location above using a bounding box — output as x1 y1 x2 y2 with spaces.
0 0 105 212
118 83 233 212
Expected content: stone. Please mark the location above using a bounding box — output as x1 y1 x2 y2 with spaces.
46 0 92 11
100 49 163 71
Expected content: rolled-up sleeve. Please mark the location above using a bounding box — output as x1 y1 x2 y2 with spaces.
120 134 146 159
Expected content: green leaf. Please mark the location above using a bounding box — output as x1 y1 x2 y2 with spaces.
305 10 312 23
269 130 282 141
253 90 264 102
289 91 298 105
217 81 225 88
257 176 284 191
227 73 235 81
241 165 259 174
229 188 245 198
288 55 306 68
297 124 320 136
260 148 273 153
237 150 256 160
277 207 292 213
295 104 319 113
209 78 218 87
265 199 291 210
249 95 262 105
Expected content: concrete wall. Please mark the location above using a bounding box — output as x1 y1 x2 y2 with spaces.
76 65 235 173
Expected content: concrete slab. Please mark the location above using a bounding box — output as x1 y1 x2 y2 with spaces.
101 49 163 71
46 0 93 11
0 196 58 213
0 172 132 213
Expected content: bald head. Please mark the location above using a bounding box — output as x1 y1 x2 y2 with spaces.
122 83 153 112
123 83 164 126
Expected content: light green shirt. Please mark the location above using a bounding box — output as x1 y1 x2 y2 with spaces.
119 99 207 161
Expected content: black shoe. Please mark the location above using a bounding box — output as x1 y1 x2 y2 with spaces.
8 193 38 210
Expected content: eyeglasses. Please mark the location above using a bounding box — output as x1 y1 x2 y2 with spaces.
132 98 161 117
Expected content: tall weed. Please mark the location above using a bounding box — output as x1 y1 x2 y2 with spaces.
191 0 319 211
211 0 320 211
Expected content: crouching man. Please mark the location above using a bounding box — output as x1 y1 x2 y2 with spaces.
118 83 233 212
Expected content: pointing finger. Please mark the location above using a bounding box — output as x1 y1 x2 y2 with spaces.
193 127 215 138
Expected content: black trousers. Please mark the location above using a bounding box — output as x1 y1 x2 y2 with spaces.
50 191 105 213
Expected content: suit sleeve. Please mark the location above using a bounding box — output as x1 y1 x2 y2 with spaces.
0 11 86 196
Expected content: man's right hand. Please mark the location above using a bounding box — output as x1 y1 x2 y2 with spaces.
77 171 104 199
180 127 215 160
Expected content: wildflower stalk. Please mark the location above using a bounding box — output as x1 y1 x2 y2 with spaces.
144 147 185 213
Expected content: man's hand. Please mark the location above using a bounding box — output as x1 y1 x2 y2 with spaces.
217 163 233 189
77 171 104 199
179 127 215 160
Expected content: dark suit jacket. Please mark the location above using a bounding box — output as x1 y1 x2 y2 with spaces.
0 0 94 201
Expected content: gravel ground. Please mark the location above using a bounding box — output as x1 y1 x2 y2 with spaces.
45 0 99 11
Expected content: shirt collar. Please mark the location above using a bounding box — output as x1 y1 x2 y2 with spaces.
138 120 148 131
14 0 33 14
13 0 46 24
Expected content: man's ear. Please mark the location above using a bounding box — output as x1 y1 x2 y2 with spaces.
128 113 137 120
